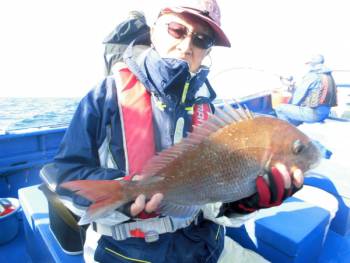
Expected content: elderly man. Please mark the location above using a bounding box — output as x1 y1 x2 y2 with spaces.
44 1 304 262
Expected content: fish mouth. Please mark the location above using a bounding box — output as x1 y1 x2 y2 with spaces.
308 156 321 170
308 141 323 169
261 140 322 175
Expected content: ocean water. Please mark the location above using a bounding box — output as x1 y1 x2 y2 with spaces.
1 86 349 134
0 97 80 133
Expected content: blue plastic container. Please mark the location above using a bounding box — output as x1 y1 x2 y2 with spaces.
0 198 20 244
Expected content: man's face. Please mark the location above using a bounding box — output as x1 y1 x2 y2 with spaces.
151 13 214 73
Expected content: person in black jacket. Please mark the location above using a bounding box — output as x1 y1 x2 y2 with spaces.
275 54 337 126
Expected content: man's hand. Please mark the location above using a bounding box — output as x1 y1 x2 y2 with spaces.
220 163 304 215
125 174 164 217
130 193 164 217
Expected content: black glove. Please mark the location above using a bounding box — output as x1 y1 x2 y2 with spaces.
219 166 303 217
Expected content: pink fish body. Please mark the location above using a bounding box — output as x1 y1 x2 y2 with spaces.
60 104 321 224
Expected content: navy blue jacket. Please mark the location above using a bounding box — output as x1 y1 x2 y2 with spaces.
49 44 224 262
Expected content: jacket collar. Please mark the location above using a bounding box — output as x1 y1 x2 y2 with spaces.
123 42 211 100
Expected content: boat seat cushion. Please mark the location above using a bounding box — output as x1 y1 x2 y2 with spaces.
227 195 331 263
18 185 83 263
304 159 350 236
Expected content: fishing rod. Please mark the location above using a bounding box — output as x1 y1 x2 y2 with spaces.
211 66 350 94
211 66 350 81
210 66 296 95
210 66 288 81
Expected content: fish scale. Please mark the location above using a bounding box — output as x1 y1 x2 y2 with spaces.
160 146 264 205
60 104 321 224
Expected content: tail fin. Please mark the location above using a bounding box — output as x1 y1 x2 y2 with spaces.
60 180 127 225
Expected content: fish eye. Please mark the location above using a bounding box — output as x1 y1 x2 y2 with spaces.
292 139 305 154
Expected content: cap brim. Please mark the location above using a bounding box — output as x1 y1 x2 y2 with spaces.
161 7 231 47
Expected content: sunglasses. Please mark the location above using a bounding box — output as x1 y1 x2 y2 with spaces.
166 22 215 49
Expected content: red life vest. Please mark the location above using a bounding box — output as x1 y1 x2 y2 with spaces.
113 64 212 179
109 63 212 232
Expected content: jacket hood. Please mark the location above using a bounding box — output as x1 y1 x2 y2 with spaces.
309 64 332 74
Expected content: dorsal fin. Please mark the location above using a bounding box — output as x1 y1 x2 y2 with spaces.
141 101 254 177
223 101 242 121
214 106 235 124
223 99 254 120
232 99 254 119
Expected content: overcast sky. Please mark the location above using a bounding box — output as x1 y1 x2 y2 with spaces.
0 0 349 97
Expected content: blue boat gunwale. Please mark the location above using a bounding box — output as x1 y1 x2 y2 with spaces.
1 126 67 139
0 127 67 175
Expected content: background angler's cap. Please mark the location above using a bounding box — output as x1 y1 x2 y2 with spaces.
305 54 325 66
160 0 231 47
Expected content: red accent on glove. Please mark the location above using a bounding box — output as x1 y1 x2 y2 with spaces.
224 165 302 215
256 176 271 207
256 166 288 208
269 166 287 206
237 203 256 213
